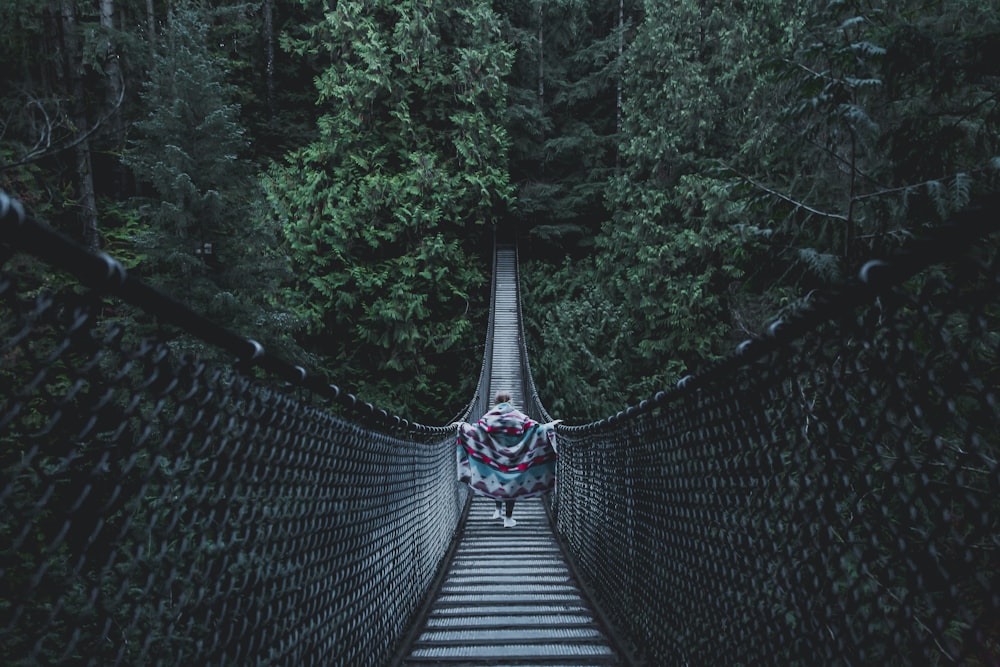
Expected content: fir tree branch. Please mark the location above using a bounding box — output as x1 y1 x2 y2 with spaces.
795 128 888 191
721 162 849 221
850 164 991 202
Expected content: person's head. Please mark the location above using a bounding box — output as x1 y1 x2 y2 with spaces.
494 390 512 405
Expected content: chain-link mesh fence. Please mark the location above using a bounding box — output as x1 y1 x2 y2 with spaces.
5 186 1000 666
0 195 466 666
554 218 1000 665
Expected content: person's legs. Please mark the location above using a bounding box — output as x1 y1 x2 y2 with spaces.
491 500 502 519
503 500 517 527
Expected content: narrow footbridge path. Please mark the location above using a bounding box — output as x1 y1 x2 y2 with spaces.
399 497 621 666
395 242 625 665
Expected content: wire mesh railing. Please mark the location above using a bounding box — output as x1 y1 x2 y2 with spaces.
552 203 1000 665
5 184 1000 666
0 192 466 666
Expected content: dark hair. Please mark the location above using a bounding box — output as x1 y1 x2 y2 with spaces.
494 391 512 405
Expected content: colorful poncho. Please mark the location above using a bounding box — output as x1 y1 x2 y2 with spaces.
456 402 558 500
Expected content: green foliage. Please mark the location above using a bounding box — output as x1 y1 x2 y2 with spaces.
1 0 996 427
522 0 1000 420
123 1 298 359
738 0 1000 257
522 256 644 421
267 0 513 419
97 199 149 270
553 0 781 411
502 0 628 252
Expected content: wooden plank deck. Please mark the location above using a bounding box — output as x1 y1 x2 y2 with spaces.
398 496 623 666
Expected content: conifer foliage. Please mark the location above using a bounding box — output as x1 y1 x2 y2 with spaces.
0 0 996 420
502 0 628 250
266 0 514 414
125 2 292 353
523 0 1000 419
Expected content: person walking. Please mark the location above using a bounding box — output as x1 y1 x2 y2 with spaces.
454 391 561 527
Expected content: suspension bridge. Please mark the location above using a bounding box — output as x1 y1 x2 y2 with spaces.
1 191 998 666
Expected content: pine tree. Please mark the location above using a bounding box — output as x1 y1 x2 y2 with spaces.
198 0 320 161
527 0 1000 417
590 0 766 383
737 0 1000 265
266 0 514 417
502 0 628 254
124 0 293 354
524 0 795 407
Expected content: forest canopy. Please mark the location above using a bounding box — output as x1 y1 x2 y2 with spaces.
1 0 997 422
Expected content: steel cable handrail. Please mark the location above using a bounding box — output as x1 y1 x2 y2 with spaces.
0 191 461 437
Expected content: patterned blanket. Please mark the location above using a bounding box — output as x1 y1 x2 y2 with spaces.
455 402 558 499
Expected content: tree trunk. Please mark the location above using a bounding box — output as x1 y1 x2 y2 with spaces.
536 1 544 106
616 0 624 173
263 0 275 121
58 0 99 250
146 0 156 41
101 0 127 196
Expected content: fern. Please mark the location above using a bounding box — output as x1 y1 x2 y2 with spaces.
798 247 843 283
952 172 971 212
926 180 948 218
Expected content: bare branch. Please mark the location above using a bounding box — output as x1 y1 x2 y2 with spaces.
26 98 56 157
783 58 834 83
0 68 126 173
721 162 849 222
851 162 993 203
794 125 888 191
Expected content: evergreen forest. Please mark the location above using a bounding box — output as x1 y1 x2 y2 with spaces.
1 0 997 423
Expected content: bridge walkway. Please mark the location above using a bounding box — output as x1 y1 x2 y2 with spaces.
1 191 996 666
490 245 523 407
397 242 623 664
397 496 622 666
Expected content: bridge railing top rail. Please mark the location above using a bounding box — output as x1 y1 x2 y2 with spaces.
561 196 999 432
550 198 1000 665
0 191 452 439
